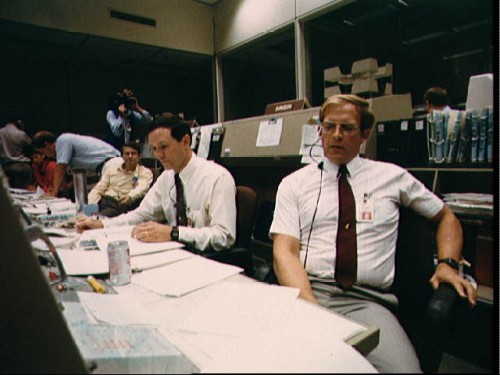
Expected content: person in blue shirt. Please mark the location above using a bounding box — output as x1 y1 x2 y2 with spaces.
106 88 153 150
32 131 120 197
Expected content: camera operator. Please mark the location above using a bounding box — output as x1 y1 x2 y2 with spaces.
105 88 153 150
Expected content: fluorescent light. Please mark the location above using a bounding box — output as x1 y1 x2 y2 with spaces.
402 31 448 45
442 49 484 60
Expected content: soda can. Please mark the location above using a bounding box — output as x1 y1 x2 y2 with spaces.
107 240 132 286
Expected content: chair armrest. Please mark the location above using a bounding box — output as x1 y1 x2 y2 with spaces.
426 283 458 324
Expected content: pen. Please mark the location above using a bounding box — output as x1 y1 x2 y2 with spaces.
87 276 106 293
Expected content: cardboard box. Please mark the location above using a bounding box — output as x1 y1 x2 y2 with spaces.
351 57 378 77
373 63 393 79
367 93 413 122
324 85 342 98
352 78 379 95
324 66 344 83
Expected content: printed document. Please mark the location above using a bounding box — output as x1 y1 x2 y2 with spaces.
132 256 243 297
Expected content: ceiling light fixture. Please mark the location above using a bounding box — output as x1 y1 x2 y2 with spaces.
442 48 484 60
402 31 447 45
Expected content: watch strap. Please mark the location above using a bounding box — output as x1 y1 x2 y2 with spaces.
437 257 460 270
171 226 179 241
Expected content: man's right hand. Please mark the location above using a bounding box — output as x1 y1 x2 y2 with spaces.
76 217 104 233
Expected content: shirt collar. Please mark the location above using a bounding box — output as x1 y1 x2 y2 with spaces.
321 155 362 178
178 152 197 182
118 163 140 173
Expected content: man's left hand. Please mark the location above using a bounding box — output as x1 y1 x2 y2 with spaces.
430 263 477 306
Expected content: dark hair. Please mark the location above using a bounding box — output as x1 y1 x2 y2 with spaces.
32 131 57 149
148 112 192 143
319 94 375 131
3 113 25 131
28 146 43 158
122 142 141 154
423 86 448 107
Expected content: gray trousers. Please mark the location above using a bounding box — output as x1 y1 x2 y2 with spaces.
311 279 422 373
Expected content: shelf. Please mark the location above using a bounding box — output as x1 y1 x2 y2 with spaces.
407 167 493 172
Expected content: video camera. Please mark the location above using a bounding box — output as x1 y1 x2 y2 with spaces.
118 92 137 109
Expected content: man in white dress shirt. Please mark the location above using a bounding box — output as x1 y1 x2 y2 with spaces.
77 113 236 252
270 94 477 372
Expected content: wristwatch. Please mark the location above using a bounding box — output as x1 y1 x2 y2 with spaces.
171 226 179 241
437 257 460 270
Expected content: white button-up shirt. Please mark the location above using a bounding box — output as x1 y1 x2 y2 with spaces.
104 153 236 251
270 156 443 290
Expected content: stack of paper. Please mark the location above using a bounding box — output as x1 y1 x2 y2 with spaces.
132 256 243 297
443 192 493 216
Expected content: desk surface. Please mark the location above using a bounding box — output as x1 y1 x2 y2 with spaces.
57 272 378 373
12 192 379 373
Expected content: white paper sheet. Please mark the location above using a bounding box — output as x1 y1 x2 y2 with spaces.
57 248 109 275
178 282 299 337
81 225 185 256
286 298 367 342
197 123 223 159
78 292 160 326
256 118 283 147
132 256 243 297
299 123 324 158
131 249 194 272
200 330 377 373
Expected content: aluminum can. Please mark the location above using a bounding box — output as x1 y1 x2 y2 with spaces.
107 240 132 286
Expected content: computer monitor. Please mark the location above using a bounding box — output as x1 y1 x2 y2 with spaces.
0 166 88 373
465 73 493 110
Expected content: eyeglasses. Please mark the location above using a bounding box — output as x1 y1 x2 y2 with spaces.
321 122 359 134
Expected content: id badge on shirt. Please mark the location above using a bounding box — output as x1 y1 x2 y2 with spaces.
358 193 374 222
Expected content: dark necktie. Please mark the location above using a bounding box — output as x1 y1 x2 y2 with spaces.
335 164 357 289
175 173 188 226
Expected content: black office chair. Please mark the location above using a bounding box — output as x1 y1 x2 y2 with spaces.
197 185 257 277
392 206 459 373
264 205 459 372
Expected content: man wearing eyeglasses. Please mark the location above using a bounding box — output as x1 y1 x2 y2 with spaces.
270 94 476 373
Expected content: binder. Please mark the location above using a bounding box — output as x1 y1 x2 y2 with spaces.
409 116 428 166
442 111 450 162
478 107 488 163
207 126 225 161
457 111 472 164
433 110 445 163
426 112 436 163
376 119 411 166
470 109 479 163
447 111 463 164
486 106 493 163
